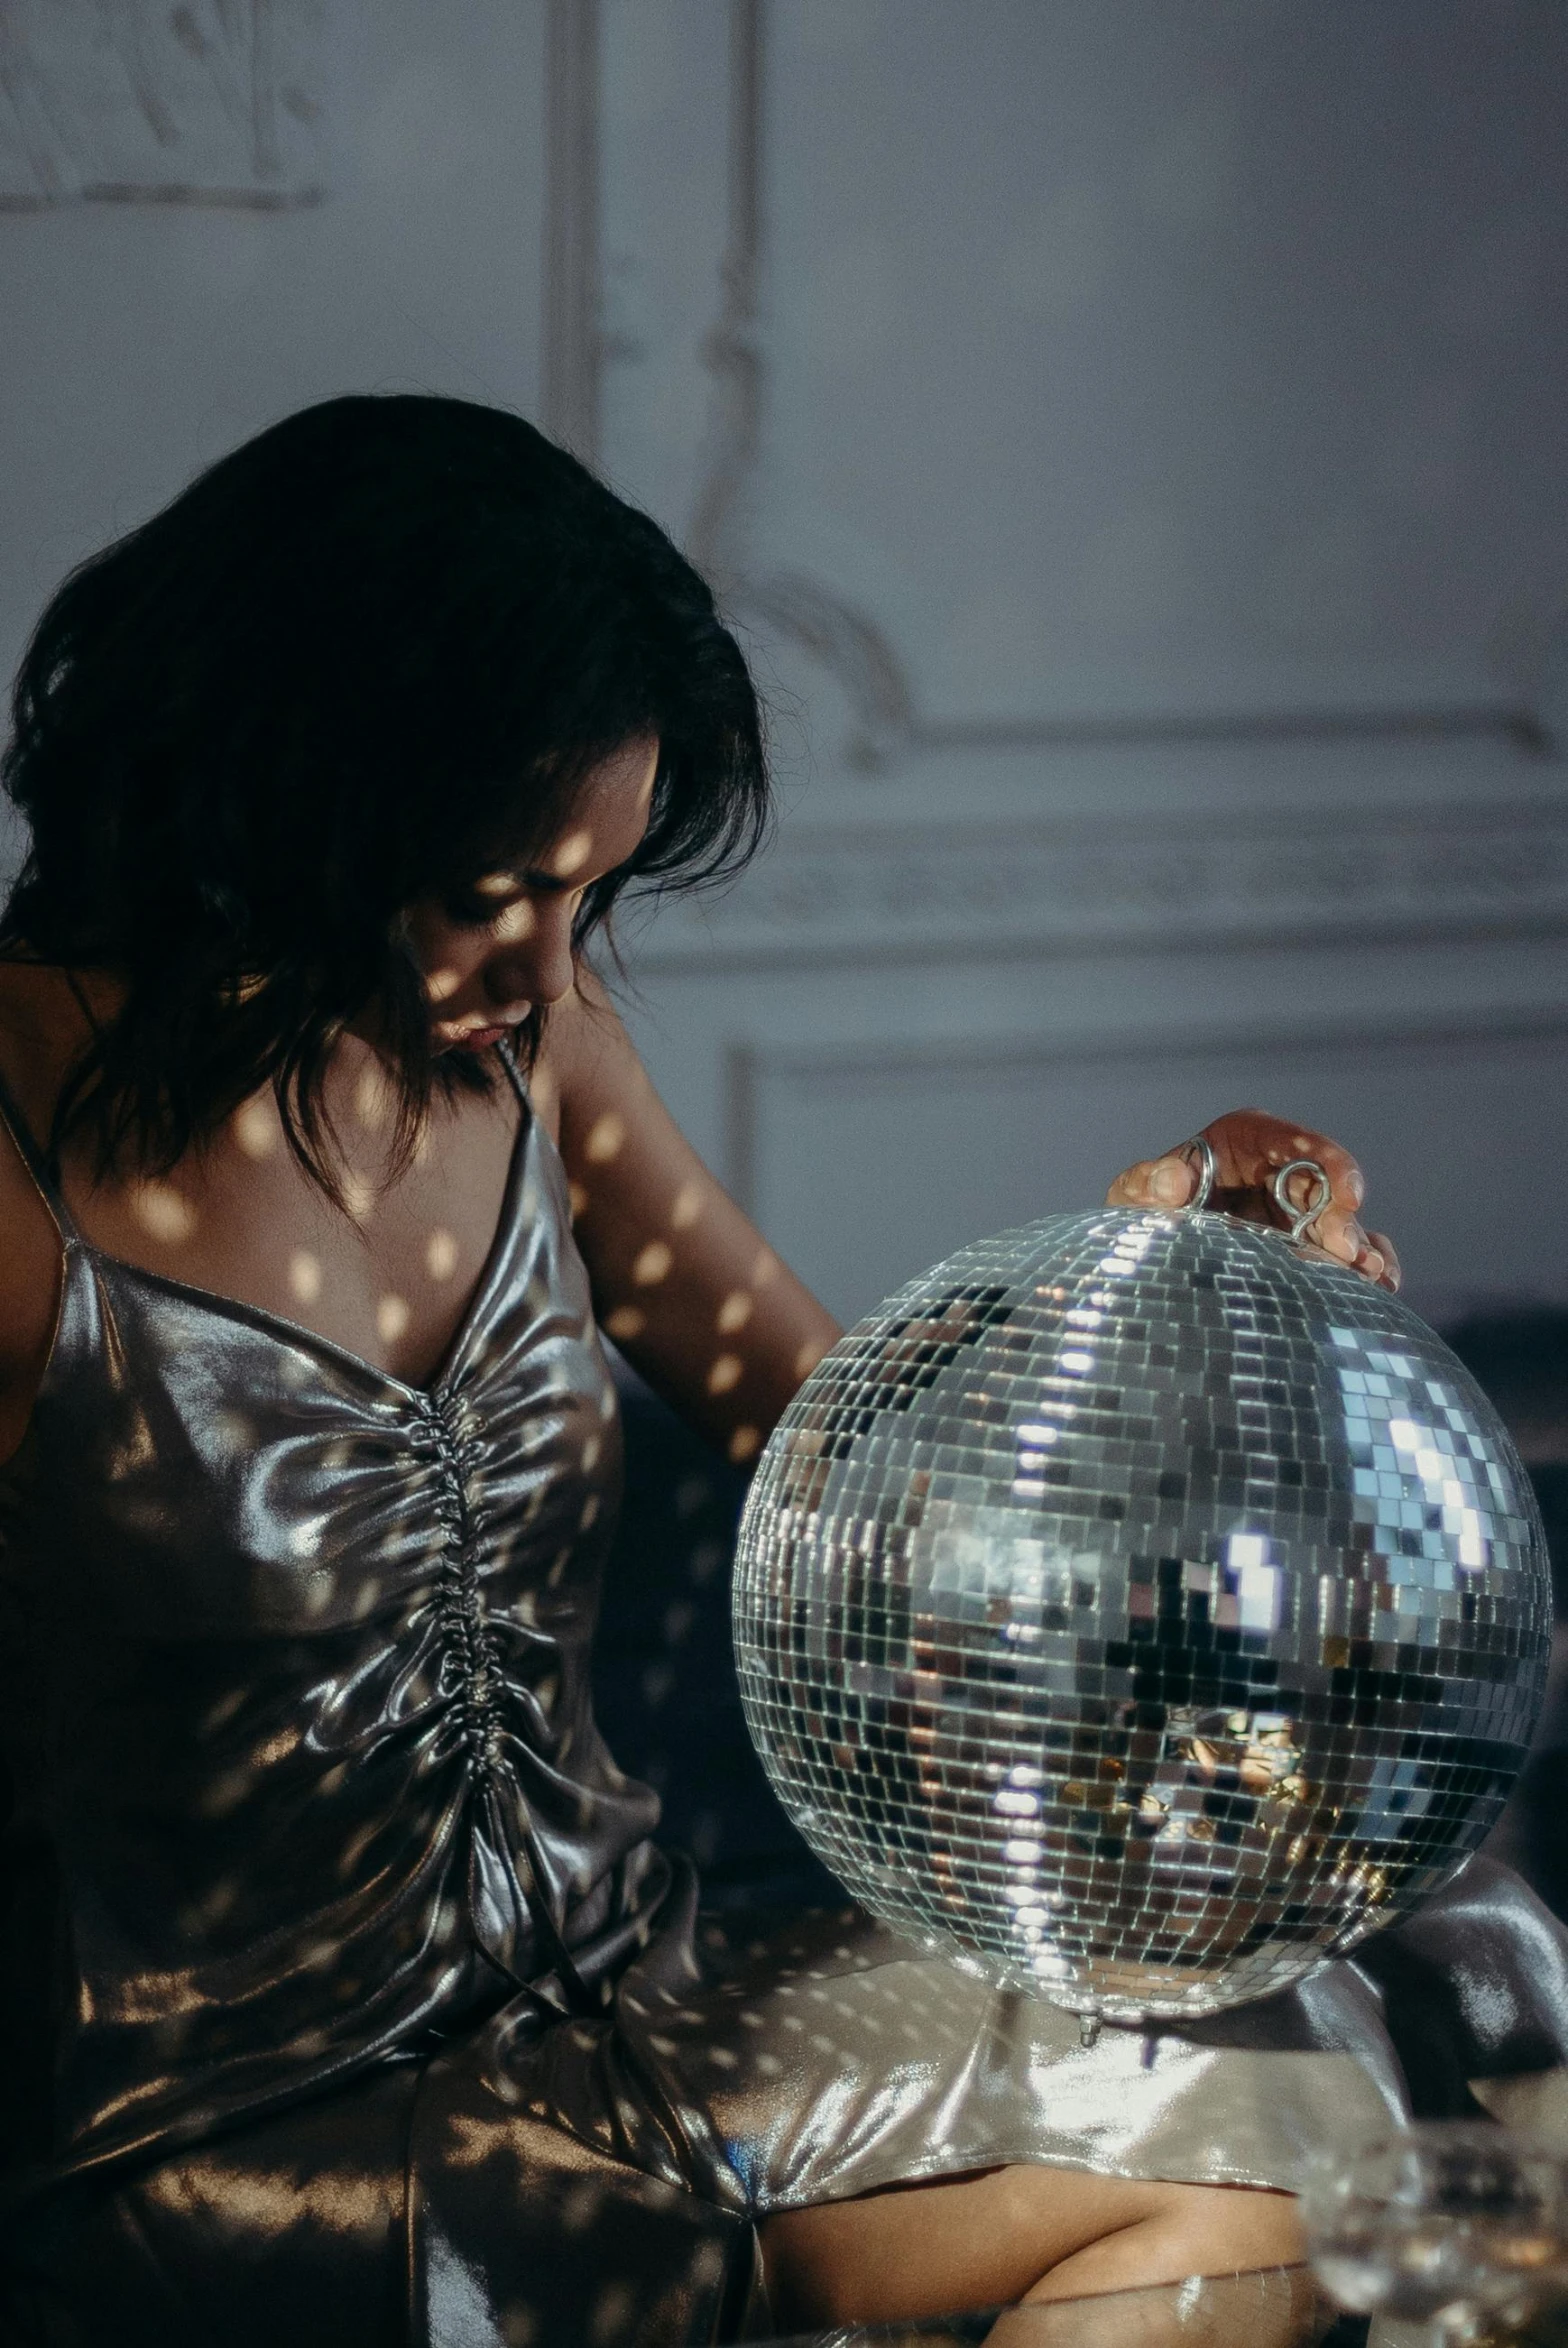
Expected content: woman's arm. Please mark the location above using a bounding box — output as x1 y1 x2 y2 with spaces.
543 983 1398 1461
540 976 840 1461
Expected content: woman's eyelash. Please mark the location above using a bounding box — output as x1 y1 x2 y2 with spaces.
443 890 516 926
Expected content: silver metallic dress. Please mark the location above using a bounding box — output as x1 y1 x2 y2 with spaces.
2 1051 1567 2348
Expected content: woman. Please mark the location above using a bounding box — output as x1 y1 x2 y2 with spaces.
0 394 1560 2348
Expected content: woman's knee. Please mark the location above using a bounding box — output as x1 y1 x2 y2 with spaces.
1024 2174 1305 2303
760 2164 1304 2332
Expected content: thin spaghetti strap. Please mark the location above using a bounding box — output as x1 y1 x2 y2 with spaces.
493 1035 535 1130
0 1062 79 1243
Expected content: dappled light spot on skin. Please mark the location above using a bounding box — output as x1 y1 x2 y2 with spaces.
568 1181 589 1221
729 1424 761 1465
670 1181 702 1231
289 1250 323 1305
716 1289 752 1335
342 1172 376 1224
794 1337 828 1381
425 966 462 1004
581 1434 601 1472
707 1353 743 1396
426 1227 459 1281
130 1182 196 1244
376 1294 410 1345
549 827 593 879
604 1305 644 1341
751 1247 779 1288
232 1095 278 1160
491 898 537 943
584 1112 625 1164
633 1240 673 1287
472 868 521 900
354 1063 393 1132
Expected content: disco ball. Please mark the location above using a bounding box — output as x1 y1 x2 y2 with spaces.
732 1161 1551 2027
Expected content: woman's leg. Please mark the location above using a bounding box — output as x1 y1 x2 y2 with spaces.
759 2162 1305 2333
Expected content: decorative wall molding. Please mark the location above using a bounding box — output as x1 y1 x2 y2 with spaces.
0 0 326 209
722 1005 1568 1217
663 0 1551 772
632 799 1568 973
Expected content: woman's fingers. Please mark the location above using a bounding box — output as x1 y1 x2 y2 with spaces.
1106 1112 1398 1290
1105 1155 1195 1209
1364 1228 1402 1292
1199 1109 1365 1214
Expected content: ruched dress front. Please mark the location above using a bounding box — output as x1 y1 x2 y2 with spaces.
3 1049 1568 2348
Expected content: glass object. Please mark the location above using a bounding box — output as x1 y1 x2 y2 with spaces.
1302 2123 1568 2343
733 1165 1550 2029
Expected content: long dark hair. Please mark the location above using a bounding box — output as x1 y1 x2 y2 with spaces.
0 393 768 1192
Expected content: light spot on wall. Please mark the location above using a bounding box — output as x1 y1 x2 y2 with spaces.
707 1353 743 1396
728 1425 761 1465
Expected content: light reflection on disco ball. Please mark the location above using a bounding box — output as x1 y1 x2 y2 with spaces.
732 1199 1551 2026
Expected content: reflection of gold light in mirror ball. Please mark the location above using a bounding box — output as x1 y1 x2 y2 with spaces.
732 1206 1551 2027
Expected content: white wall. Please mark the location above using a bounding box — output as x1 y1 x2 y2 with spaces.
4 1 1567 1331
595 0 1568 1329
0 0 549 877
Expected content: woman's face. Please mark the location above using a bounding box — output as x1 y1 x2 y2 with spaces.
403 736 658 1056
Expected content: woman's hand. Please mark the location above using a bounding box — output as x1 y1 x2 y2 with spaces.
1105 1107 1401 1290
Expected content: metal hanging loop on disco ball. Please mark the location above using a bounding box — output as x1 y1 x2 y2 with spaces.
1182 1135 1336 1252
733 1155 1550 2031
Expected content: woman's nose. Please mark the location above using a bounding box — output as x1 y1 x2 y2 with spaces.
488 904 576 1009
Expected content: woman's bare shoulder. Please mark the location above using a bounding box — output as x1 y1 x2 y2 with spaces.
531 969 643 1149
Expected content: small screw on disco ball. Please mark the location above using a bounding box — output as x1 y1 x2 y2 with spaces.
732 1152 1550 2032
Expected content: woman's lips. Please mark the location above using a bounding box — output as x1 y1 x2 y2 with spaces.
435 1020 514 1053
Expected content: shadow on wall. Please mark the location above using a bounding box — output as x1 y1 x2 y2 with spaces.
596 1311 1568 1925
